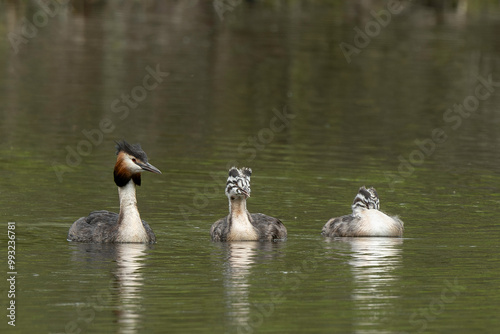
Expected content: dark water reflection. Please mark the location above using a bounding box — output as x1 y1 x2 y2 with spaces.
1 1 500 333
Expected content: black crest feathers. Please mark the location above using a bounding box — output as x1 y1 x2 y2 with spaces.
115 140 149 163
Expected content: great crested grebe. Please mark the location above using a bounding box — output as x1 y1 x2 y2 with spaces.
210 167 287 242
67 140 162 243
322 186 403 237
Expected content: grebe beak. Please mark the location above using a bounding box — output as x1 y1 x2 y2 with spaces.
137 162 162 174
240 188 250 198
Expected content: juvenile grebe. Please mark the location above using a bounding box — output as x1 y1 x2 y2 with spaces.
210 167 287 242
322 186 403 237
67 140 162 243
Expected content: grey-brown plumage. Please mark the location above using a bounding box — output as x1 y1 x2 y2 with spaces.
67 140 161 244
68 210 156 243
322 186 403 237
210 167 287 242
211 213 287 242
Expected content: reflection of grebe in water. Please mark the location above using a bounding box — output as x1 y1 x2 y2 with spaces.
68 141 161 243
115 243 147 334
218 241 285 333
68 242 149 334
223 242 257 329
322 186 403 237
211 167 287 241
325 237 403 332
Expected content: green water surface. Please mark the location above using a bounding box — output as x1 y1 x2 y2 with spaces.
0 1 499 333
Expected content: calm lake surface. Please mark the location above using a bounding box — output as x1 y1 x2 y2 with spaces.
1 1 499 333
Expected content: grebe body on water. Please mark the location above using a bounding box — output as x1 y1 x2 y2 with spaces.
210 167 287 242
67 140 161 243
322 186 403 237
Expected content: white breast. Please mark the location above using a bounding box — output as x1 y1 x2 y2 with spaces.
359 209 401 237
228 214 258 241
118 207 148 243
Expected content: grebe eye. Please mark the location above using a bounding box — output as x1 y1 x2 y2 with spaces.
132 158 137 163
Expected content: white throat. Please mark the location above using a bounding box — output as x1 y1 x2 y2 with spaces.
228 197 258 241
117 181 148 243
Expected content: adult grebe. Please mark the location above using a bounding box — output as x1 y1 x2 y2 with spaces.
322 186 403 237
67 140 162 243
210 167 287 242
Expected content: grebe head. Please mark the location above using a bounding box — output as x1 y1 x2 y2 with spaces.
113 140 162 187
351 186 380 211
225 167 252 200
